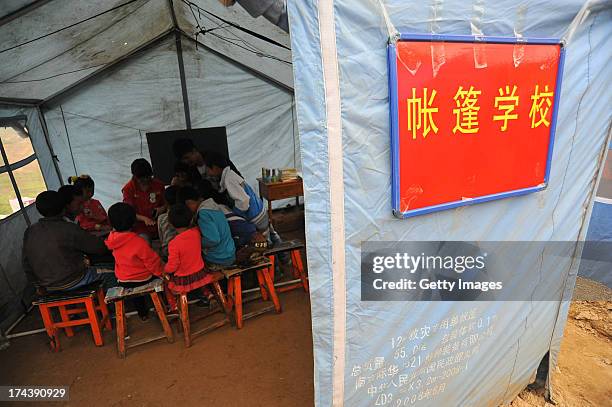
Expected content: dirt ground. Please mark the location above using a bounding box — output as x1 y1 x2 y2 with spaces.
0 288 314 407
510 278 612 407
4 286 610 407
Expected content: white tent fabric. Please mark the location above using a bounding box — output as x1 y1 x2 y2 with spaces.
42 36 297 209
288 0 611 406
0 0 174 102
43 37 187 207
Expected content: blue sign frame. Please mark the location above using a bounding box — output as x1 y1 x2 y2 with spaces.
388 34 566 219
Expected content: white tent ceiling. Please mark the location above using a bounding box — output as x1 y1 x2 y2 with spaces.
0 0 292 103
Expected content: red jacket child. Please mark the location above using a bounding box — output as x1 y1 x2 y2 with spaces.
105 231 163 282
68 174 109 231
165 227 205 277
122 178 165 236
122 159 166 237
164 204 216 294
77 198 109 231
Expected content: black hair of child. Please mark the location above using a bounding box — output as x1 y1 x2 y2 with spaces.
202 151 230 170
168 203 193 229
174 161 192 175
198 179 216 201
57 184 83 207
202 151 243 178
35 190 65 217
172 138 195 160
131 158 153 178
164 185 180 206
69 175 94 190
108 202 136 232
177 186 200 203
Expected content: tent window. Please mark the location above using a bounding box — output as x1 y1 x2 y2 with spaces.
0 117 47 221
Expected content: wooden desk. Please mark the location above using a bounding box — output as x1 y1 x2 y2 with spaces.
258 177 303 223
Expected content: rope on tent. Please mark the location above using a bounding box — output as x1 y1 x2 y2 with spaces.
181 0 291 51
55 109 149 157
184 0 291 65
0 0 144 54
0 64 108 84
1 0 151 84
59 105 78 176
60 110 148 132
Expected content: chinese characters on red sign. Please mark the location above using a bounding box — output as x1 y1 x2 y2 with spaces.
390 39 563 217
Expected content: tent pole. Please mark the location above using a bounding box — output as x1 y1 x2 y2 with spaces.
174 31 192 129
167 0 192 129
37 106 64 186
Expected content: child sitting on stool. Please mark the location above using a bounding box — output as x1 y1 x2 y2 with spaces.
164 204 215 299
106 203 176 320
158 185 180 260
121 159 166 243
69 174 110 232
180 186 236 269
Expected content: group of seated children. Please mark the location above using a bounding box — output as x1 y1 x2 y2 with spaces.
23 140 280 320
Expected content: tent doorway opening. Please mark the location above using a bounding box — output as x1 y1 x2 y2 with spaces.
0 0 315 402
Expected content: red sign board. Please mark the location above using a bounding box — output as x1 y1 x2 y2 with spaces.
388 36 564 218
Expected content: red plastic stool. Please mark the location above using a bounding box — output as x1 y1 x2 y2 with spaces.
33 286 111 351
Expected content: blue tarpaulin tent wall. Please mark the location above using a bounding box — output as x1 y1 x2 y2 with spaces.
580 139 612 287
287 0 611 405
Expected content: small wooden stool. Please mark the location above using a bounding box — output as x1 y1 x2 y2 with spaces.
33 285 111 352
176 271 232 348
264 240 308 294
223 261 280 329
104 279 174 358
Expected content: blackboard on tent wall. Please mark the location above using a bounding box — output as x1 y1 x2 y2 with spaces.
146 127 229 184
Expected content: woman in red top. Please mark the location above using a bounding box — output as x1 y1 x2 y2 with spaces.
164 204 214 294
122 159 166 241
69 175 110 232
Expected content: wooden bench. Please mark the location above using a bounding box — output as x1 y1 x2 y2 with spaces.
33 285 111 352
264 240 308 294
104 279 174 358
222 260 280 329
175 271 232 348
